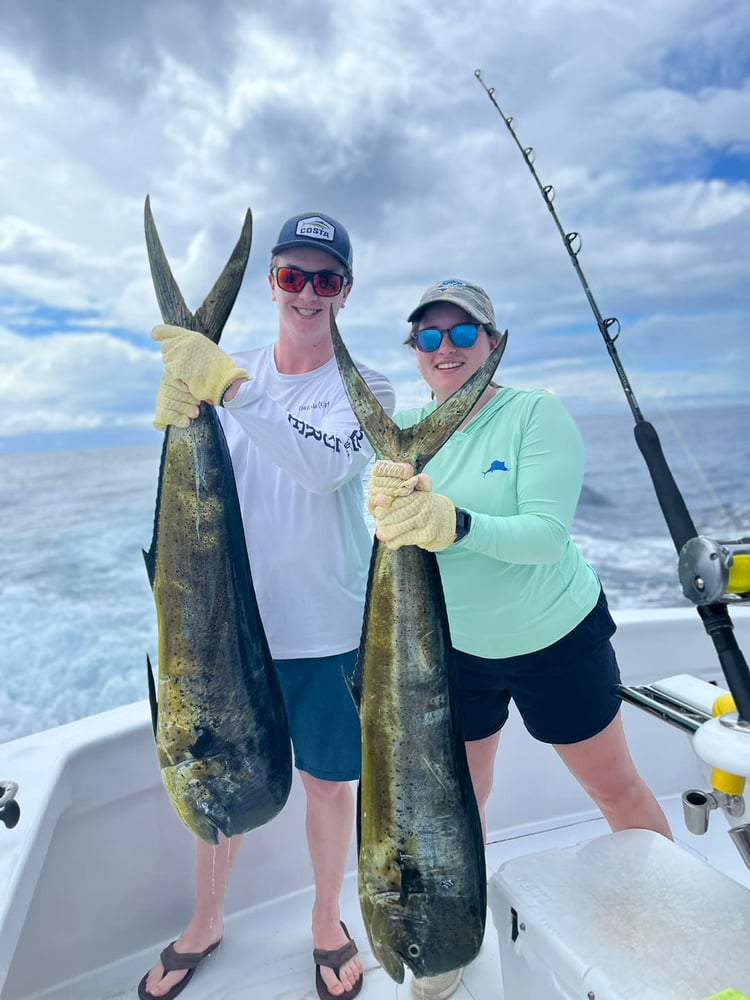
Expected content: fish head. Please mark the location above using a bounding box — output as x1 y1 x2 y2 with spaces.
161 759 233 843
363 896 442 982
362 904 406 983
364 892 485 982
161 754 289 843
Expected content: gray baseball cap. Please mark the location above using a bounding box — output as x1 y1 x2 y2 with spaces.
407 279 498 333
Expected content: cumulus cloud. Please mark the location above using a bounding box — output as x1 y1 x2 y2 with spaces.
0 0 748 448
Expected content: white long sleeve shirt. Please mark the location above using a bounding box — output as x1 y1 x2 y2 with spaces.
220 343 395 658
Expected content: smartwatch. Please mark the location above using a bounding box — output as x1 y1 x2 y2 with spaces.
454 507 472 543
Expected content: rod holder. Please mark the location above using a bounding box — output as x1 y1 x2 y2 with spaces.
682 788 745 835
682 789 713 834
728 824 750 870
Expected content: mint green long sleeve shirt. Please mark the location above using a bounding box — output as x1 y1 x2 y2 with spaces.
394 388 601 657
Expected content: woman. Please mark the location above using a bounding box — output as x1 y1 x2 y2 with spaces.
367 278 671 1000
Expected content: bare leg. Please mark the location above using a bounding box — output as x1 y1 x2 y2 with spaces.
465 732 501 844
141 833 242 998
300 771 363 997
554 711 673 838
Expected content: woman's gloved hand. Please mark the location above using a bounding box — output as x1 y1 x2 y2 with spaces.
366 460 422 515
368 461 456 552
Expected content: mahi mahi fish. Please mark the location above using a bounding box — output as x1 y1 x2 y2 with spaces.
142 197 292 844
330 314 507 982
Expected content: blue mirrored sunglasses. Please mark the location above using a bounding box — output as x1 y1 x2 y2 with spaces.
412 322 481 353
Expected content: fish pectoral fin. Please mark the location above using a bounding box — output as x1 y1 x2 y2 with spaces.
396 848 419 907
142 546 156 589
398 870 412 907
343 666 360 712
355 780 362 856
146 655 158 739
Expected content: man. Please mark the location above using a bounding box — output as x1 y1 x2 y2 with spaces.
140 212 394 1000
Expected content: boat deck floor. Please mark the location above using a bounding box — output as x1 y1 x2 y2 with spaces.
35 794 750 1000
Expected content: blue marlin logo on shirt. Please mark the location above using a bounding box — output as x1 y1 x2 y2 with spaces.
482 460 508 477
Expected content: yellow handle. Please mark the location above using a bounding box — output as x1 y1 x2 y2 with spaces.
711 694 747 796
727 553 750 595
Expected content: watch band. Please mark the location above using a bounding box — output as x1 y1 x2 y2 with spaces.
454 507 472 543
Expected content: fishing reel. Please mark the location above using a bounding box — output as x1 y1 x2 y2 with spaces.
0 781 20 829
679 536 750 606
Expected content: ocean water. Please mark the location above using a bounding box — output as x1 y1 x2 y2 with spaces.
0 402 747 745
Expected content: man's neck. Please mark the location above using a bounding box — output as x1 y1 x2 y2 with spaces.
273 332 334 375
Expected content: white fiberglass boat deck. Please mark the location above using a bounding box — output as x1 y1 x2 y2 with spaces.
1 608 749 1000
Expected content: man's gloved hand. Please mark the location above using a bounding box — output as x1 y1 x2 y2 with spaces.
373 470 456 552
151 324 249 404
153 373 201 431
367 460 423 515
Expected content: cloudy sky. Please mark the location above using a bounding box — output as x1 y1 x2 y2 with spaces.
1 0 748 453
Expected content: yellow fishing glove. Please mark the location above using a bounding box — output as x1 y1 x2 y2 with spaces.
153 373 201 430
374 481 456 552
151 324 248 404
367 460 421 515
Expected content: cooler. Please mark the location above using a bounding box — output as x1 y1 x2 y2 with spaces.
488 829 750 1000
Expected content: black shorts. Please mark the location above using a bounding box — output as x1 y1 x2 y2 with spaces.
454 589 621 745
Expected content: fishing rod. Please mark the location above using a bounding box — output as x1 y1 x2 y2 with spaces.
474 68 750 723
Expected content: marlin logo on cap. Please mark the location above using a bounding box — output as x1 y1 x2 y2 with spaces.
295 217 335 243
438 279 467 291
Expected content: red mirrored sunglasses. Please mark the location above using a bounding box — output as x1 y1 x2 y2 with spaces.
271 266 349 297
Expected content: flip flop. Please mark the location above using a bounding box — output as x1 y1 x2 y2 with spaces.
137 938 222 1000
313 921 363 1000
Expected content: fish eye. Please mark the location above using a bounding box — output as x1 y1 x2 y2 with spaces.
407 943 421 958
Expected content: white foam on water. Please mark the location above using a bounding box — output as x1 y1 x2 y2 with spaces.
0 404 746 743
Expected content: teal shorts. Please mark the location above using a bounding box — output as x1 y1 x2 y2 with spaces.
273 650 360 781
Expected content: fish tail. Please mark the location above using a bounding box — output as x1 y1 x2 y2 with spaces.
330 311 507 470
144 196 253 344
194 209 253 342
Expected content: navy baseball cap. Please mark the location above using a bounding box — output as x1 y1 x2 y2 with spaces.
271 212 353 271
